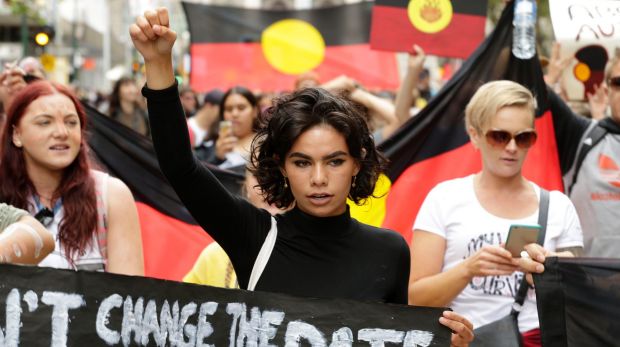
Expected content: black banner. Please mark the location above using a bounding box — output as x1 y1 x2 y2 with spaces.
0 264 450 346
535 257 620 347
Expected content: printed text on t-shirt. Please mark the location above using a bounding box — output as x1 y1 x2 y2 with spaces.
464 232 524 296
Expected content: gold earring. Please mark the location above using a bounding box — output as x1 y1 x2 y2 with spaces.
283 177 288 189
352 175 357 188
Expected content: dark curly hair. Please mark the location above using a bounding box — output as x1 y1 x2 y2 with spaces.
249 88 387 209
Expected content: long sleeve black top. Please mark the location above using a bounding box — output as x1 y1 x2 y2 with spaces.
142 83 410 304
548 90 592 174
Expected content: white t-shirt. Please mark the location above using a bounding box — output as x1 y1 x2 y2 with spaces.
36 208 105 271
188 117 208 147
413 175 583 332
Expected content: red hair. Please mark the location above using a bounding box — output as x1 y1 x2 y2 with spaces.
0 81 97 262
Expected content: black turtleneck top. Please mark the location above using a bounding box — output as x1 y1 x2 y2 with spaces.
142 83 410 304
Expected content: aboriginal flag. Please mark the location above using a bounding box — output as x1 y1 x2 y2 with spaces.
535 257 620 346
85 104 244 281
573 45 609 100
370 0 488 58
182 2 399 92
378 1 563 241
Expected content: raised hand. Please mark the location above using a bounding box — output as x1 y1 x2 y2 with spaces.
129 7 176 62
544 42 573 86
0 63 27 110
129 7 176 89
407 44 426 72
587 83 608 120
321 75 357 93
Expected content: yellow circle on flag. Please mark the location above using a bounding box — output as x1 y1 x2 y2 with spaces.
573 62 591 82
408 0 453 34
261 19 325 75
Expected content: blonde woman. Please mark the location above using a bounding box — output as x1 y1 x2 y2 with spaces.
409 80 583 346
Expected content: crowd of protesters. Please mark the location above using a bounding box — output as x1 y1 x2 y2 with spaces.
0 3 619 346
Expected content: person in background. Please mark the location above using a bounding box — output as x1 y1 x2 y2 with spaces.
410 80 583 347
188 88 223 147
0 202 54 265
296 71 402 143
542 42 609 120
209 86 260 172
130 9 474 345
18 56 46 80
294 71 320 90
0 63 29 124
321 75 399 143
180 86 199 118
0 80 144 274
556 54 620 257
257 92 276 112
108 77 150 136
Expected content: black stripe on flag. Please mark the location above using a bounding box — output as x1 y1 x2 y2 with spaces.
182 1 372 45
376 0 487 16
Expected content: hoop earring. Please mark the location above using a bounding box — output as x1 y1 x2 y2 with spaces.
351 175 357 188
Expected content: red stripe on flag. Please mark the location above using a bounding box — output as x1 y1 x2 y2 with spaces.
370 5 486 58
383 142 481 242
138 202 212 281
382 111 564 242
190 43 398 92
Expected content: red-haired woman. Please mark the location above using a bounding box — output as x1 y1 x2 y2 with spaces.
0 80 144 275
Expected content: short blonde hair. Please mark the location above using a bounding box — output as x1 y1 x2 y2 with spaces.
465 80 537 132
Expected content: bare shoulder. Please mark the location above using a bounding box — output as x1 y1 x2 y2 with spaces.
105 176 136 209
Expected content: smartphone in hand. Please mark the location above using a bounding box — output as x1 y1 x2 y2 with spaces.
505 225 541 257
219 120 232 137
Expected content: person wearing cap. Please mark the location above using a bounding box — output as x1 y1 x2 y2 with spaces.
187 89 223 147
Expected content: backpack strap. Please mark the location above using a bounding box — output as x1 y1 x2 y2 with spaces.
568 124 607 194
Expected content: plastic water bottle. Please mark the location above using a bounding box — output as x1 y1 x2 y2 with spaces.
512 0 537 59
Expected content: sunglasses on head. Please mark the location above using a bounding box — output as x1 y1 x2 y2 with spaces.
484 129 537 149
608 76 620 88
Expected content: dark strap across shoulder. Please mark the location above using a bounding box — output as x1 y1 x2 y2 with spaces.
568 124 607 194
513 188 549 310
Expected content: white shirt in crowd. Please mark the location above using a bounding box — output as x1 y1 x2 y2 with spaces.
414 175 583 332
188 117 208 147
